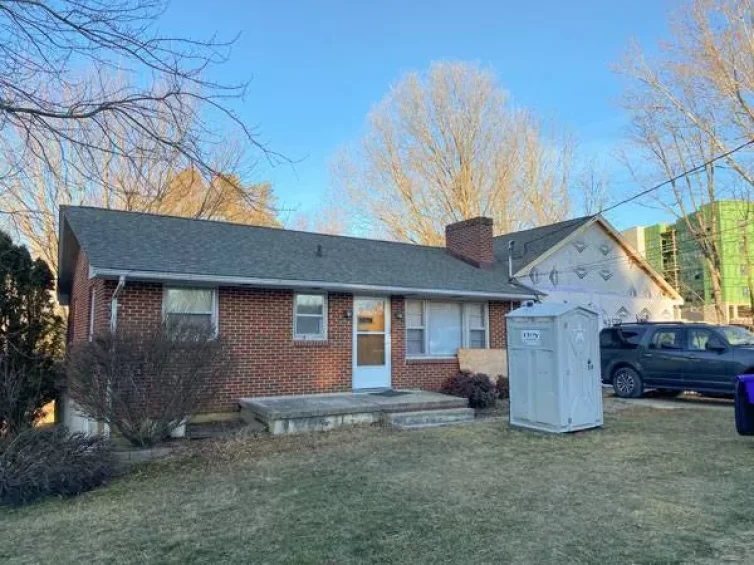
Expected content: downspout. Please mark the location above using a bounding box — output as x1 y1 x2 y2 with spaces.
104 275 126 438
110 275 126 333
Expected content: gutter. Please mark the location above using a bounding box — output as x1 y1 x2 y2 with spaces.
89 267 541 301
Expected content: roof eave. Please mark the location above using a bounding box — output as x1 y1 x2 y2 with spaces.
89 267 541 301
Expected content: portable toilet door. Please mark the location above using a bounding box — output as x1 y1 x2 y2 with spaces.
506 302 603 433
560 306 603 431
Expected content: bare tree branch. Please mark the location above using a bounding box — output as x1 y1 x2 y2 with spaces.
331 61 574 245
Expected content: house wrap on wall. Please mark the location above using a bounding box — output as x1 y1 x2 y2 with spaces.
494 216 683 327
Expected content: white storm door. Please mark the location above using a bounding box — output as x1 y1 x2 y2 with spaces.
352 297 391 389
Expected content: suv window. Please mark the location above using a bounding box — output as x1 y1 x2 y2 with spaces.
650 328 684 350
688 328 713 351
600 327 646 349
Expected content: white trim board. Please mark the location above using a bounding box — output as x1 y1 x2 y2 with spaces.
89 267 539 301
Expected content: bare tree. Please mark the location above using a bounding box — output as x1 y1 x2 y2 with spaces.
2 138 279 273
287 199 350 235
67 324 232 447
331 62 574 245
618 0 754 322
576 157 609 215
0 0 279 227
149 168 281 228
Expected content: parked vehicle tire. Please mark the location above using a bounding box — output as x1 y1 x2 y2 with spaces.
613 367 643 398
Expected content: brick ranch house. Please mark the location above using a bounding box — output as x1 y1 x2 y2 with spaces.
57 206 539 429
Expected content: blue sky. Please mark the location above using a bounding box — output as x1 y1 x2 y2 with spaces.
162 0 678 231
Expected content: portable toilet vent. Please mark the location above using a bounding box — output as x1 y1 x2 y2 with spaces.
506 302 603 433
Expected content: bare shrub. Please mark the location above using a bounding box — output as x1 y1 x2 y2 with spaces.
67 324 233 447
0 426 115 506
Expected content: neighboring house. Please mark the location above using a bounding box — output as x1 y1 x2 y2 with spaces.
57 208 538 426
623 201 754 323
494 216 683 327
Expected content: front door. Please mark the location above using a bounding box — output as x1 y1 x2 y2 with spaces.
353 297 391 390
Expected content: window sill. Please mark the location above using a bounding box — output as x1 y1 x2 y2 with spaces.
406 356 458 364
293 338 329 346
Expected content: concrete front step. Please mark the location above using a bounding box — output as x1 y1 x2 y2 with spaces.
239 391 469 435
382 407 475 430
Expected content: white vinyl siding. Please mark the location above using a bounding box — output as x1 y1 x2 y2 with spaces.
294 294 328 340
405 300 489 358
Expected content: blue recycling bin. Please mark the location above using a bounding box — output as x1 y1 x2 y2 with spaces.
735 374 754 436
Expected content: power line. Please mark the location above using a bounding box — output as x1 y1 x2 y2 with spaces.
534 220 754 275
517 137 754 257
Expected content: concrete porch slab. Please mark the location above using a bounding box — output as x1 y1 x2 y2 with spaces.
239 391 468 435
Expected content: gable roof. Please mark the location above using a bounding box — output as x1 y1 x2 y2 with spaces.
493 216 595 274
493 214 682 301
57 206 540 304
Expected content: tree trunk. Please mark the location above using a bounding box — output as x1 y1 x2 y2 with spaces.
744 228 754 320
706 257 726 323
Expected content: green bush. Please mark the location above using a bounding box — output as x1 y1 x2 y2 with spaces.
0 426 116 506
441 372 497 409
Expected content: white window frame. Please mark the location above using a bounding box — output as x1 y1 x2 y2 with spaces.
405 300 490 359
162 286 219 338
293 293 328 341
405 300 426 356
464 302 488 350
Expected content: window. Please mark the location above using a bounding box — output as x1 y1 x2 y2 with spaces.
405 300 488 357
719 325 754 345
650 328 684 350
405 300 425 355
163 287 217 336
294 294 327 340
600 328 646 349
465 303 487 348
428 302 462 355
688 328 713 351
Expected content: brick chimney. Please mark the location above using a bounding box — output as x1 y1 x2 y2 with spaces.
445 217 494 268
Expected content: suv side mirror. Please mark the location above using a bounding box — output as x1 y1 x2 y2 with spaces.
706 337 727 353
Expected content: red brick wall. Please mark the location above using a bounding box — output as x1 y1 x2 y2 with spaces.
71 278 516 413
67 249 108 345
445 217 494 268
214 289 353 411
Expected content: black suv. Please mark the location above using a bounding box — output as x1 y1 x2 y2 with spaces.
600 322 754 398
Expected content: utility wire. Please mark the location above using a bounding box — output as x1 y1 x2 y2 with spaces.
517 138 754 258
531 220 754 275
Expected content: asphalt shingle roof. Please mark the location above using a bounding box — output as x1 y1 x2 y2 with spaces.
493 216 595 275
59 206 538 299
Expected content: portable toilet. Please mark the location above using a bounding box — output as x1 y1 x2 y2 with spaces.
506 302 603 433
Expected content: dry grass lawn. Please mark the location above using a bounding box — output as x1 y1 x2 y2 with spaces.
2 404 753 564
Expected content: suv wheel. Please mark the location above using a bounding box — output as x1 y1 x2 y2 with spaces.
613 367 643 398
